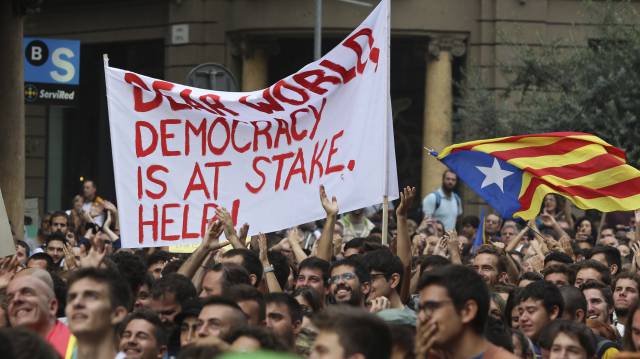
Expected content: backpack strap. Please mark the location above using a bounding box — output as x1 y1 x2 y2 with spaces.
433 191 442 212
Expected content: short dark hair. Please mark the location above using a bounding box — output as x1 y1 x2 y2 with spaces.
298 257 330 285
0 327 60 359
291 286 323 315
559 285 587 323
312 305 391 359
146 251 172 268
580 280 613 308
388 324 415 359
151 273 197 305
361 249 404 292
109 251 147 293
329 257 370 284
221 248 263 285
589 246 621 271
485 316 513 352
539 320 596 358
461 215 480 229
614 272 640 292
28 252 54 269
476 245 507 274
44 232 67 248
49 211 69 226
418 255 450 272
225 284 265 322
418 265 489 334
343 237 367 255
572 259 611 285
67 267 133 311
206 262 251 292
542 264 576 286
265 292 303 324
518 271 544 285
16 240 30 257
518 281 564 318
200 296 247 329
544 251 573 266
118 309 168 347
223 326 287 352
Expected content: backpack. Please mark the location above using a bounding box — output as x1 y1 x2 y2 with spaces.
433 191 462 213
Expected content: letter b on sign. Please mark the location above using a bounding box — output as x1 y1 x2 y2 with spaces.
25 40 49 66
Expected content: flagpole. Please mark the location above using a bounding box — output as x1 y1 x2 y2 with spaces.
381 0 391 246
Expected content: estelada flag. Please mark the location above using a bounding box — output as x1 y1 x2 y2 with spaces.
433 132 640 220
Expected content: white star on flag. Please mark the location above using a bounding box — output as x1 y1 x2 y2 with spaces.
475 158 514 193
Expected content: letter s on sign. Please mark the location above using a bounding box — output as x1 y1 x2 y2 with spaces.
49 47 76 83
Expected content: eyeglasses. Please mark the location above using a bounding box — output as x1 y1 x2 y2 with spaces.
329 272 356 284
416 300 453 315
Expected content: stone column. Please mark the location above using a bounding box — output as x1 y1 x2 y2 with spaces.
0 2 25 240
241 47 268 91
421 37 466 198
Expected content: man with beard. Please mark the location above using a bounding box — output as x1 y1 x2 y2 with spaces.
44 232 67 268
613 272 640 336
264 293 303 350
49 211 70 236
150 273 197 356
295 257 330 304
118 309 167 359
580 280 614 327
328 258 370 307
421 170 462 231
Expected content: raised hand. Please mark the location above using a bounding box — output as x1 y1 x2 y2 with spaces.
539 213 555 227
238 223 250 244
203 219 224 251
433 235 449 257
63 243 78 270
215 207 235 233
396 186 416 217
416 320 439 359
258 233 270 265
102 200 117 213
0 256 19 289
319 185 338 216
80 242 106 268
286 227 304 244
368 296 391 313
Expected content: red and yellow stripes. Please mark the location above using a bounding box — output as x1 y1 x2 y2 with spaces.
438 132 640 220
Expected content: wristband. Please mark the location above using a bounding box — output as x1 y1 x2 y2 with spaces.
263 265 274 273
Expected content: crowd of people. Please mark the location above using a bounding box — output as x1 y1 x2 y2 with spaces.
0 173 639 359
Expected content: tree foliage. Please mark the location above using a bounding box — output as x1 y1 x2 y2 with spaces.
455 1 640 167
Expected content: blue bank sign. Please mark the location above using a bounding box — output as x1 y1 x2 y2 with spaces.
23 37 80 104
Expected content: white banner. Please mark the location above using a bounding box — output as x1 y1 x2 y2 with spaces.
105 0 398 248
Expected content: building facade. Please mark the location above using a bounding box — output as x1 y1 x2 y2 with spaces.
6 0 630 235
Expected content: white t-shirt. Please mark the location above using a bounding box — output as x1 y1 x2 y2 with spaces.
422 188 462 230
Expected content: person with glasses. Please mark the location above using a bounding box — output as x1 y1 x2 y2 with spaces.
328 258 371 307
362 249 417 325
415 265 518 359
